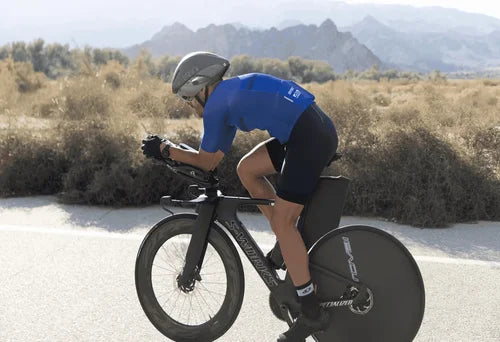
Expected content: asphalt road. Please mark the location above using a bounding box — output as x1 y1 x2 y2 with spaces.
0 196 499 341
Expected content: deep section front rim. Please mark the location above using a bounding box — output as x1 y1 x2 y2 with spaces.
135 214 245 342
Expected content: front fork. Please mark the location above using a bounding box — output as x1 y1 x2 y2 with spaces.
177 202 217 292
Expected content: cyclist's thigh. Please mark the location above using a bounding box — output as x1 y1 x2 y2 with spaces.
238 138 280 177
276 105 337 205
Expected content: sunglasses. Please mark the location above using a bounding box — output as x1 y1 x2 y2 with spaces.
178 94 194 102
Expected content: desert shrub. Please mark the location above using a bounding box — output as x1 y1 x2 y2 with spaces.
129 90 192 119
228 55 335 83
464 126 500 176
57 123 198 205
63 79 111 120
167 100 193 119
316 86 379 151
11 61 44 93
259 58 291 80
228 55 256 76
36 98 61 118
128 91 165 117
104 71 121 89
373 93 391 107
132 49 157 78
156 55 181 82
92 48 129 66
0 133 67 196
342 127 500 226
428 70 447 83
387 106 423 127
288 57 335 83
1 72 498 226
482 80 498 87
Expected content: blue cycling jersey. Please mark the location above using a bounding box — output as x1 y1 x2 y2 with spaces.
200 73 315 153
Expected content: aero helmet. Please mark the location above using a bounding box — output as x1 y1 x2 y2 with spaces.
172 51 230 105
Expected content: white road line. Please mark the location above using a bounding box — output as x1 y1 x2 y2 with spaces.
2 224 499 268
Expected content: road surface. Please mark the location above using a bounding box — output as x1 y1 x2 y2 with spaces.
0 196 499 341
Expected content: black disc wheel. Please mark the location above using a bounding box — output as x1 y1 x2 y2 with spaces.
309 225 425 342
135 214 245 342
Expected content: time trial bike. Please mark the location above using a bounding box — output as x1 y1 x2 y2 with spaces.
135 143 425 341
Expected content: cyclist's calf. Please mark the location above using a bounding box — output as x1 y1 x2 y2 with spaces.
270 197 311 286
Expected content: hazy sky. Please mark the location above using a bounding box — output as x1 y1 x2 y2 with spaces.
1 0 500 47
346 0 500 17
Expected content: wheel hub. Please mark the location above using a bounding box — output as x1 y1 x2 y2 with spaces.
176 272 202 293
349 287 374 315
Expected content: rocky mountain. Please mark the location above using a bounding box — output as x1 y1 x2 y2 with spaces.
345 16 500 72
123 19 382 72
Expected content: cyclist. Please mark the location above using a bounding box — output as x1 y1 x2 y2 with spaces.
141 51 338 341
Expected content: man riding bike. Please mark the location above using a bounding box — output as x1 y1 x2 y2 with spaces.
141 51 338 341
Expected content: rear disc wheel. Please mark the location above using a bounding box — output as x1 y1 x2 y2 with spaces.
309 225 425 342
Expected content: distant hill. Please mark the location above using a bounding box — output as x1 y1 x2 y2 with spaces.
345 16 500 72
276 20 304 30
122 19 382 73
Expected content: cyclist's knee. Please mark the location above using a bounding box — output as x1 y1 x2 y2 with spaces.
236 157 252 183
270 199 302 235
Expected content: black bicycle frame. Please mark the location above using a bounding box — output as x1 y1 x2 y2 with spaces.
170 190 364 323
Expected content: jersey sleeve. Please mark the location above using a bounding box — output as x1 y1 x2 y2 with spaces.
218 125 237 154
200 97 235 153
201 117 236 154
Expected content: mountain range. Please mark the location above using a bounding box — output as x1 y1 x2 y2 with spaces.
123 14 500 73
345 16 500 72
123 20 381 73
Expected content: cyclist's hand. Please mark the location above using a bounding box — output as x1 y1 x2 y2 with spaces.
141 135 165 161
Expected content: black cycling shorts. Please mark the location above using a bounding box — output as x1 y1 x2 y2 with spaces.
265 102 338 205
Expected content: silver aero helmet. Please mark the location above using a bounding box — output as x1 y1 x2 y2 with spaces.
172 51 230 105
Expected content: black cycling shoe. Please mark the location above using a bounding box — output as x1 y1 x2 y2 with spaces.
277 309 330 342
266 242 286 270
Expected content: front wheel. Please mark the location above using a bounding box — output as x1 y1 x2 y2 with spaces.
135 214 245 342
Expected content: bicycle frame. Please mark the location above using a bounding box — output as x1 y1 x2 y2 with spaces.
164 187 364 325
166 190 301 315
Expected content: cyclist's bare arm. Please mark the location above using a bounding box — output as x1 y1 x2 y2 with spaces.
161 143 224 171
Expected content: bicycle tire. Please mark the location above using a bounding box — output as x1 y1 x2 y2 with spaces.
135 214 245 342
309 225 425 342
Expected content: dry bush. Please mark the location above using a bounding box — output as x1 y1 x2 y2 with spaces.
0 60 46 93
342 127 500 226
1 74 499 226
128 91 166 117
483 80 498 87
0 132 67 196
63 78 111 120
104 71 121 90
373 93 391 107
